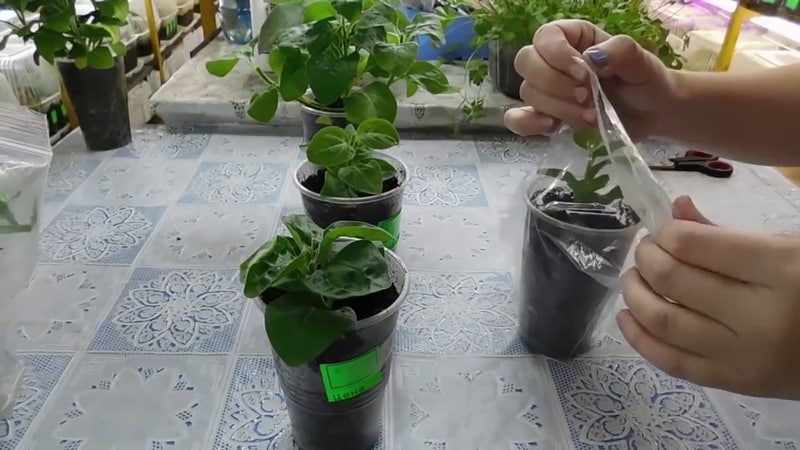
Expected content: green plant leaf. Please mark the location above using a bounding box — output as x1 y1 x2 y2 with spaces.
318 221 394 259
241 236 306 298
248 87 280 122
332 0 363 21
356 118 399 150
282 214 323 249
278 49 309 101
343 81 397 124
573 129 603 150
259 0 304 49
585 159 610 180
32 29 66 64
306 240 392 299
268 47 286 78
307 50 359 106
303 0 337 23
306 126 355 167
369 157 397 181
405 11 445 44
42 11 73 32
110 42 127 57
338 160 383 195
352 26 387 52
320 170 354 197
406 61 450 94
87 47 115 69
206 58 240 77
538 168 579 187
96 0 130 22
372 42 418 77
265 292 356 366
595 185 624 204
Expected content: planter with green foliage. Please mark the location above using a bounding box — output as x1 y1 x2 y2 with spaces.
518 130 642 358
241 214 409 450
205 0 454 142
3 0 133 151
295 118 407 250
462 0 683 123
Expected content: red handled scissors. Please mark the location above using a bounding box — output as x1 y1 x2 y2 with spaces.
648 150 734 179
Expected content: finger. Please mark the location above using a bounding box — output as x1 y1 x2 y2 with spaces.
514 45 583 102
656 219 799 285
519 81 594 129
672 195 715 225
616 309 740 391
634 235 748 327
583 34 660 85
504 106 561 136
532 20 610 83
621 268 737 358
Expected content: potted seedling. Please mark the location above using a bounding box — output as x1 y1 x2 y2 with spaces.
240 214 409 450
296 118 406 249
205 0 454 142
518 130 642 358
3 0 133 151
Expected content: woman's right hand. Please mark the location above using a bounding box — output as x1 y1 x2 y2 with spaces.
504 19 677 141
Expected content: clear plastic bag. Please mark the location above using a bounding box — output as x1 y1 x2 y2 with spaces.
500 57 672 358
0 102 52 418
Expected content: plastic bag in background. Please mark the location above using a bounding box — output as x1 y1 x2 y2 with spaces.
499 58 673 359
0 101 52 419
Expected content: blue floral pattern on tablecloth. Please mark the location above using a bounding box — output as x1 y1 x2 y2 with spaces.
4 126 800 448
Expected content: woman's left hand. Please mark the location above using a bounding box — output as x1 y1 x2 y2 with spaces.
619 195 800 400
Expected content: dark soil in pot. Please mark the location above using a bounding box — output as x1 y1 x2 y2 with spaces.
300 99 351 143
489 41 524 100
260 284 404 449
57 57 132 151
518 187 640 358
296 155 406 250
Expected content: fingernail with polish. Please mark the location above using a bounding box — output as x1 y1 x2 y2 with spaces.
586 48 610 67
574 87 588 103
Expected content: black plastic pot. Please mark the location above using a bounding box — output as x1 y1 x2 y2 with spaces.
295 153 407 250
489 41 524 100
779 0 800 22
124 41 139 73
739 0 782 14
256 250 408 450
178 10 194 27
518 189 641 358
57 57 132 151
300 101 351 144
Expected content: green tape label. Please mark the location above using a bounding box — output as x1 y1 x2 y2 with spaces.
378 210 401 250
49 110 57 124
320 347 382 403
787 0 798 10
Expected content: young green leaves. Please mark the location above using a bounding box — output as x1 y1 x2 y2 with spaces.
306 118 400 198
5 0 129 69
205 0 454 125
239 214 395 366
537 130 624 205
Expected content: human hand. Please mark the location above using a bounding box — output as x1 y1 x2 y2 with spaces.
618 195 800 400
504 19 675 141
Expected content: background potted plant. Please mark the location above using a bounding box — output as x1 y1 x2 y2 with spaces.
240 214 409 450
401 0 489 61
296 118 407 250
518 130 642 358
3 0 133 151
463 0 683 116
205 0 454 142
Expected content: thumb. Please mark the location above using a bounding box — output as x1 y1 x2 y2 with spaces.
672 195 715 225
582 35 657 85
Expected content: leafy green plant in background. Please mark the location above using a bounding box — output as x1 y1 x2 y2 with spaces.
206 0 456 125
0 192 36 234
306 118 400 198
1 0 130 69
460 0 684 124
538 130 624 205
240 214 395 366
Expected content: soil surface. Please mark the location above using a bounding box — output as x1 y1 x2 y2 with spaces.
303 169 400 197
260 285 399 321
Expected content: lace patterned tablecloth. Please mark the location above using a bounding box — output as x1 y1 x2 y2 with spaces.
3 125 800 450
